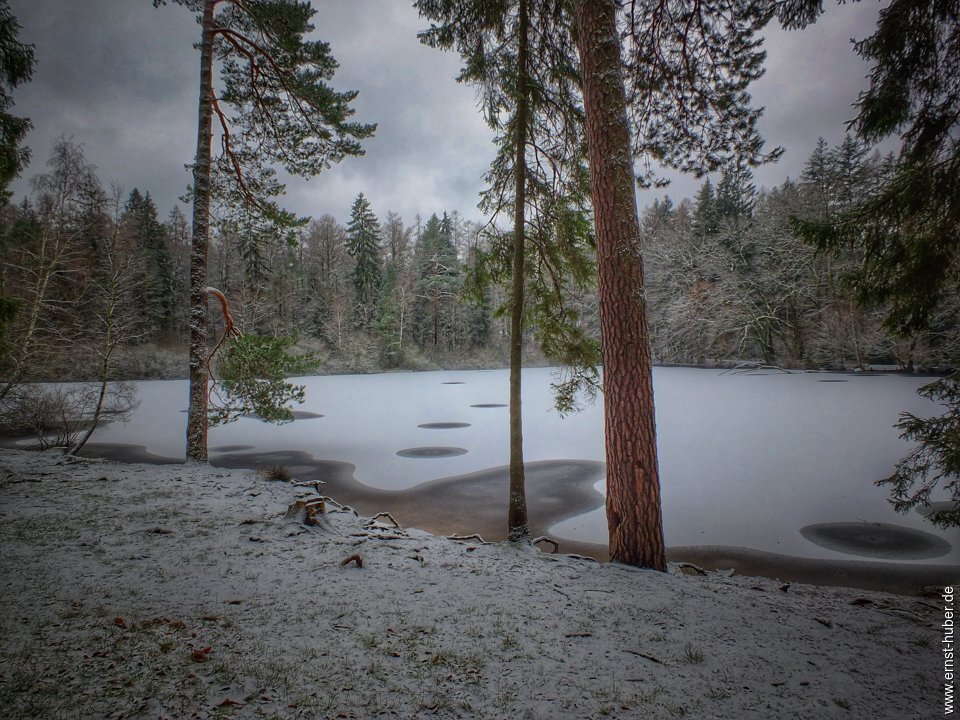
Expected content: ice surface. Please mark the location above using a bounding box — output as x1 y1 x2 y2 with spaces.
87 367 956 563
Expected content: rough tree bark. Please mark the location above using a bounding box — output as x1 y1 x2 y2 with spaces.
508 0 530 541
573 0 666 570
186 0 215 462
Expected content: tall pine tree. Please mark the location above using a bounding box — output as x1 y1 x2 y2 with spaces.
345 193 383 331
155 0 375 461
574 0 777 568
418 0 597 540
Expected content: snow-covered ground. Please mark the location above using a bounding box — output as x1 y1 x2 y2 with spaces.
0 449 950 719
57 366 957 565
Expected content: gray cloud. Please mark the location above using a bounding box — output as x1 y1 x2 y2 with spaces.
8 0 884 226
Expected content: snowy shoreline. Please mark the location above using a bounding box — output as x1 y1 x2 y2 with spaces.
0 448 951 718
69 440 960 597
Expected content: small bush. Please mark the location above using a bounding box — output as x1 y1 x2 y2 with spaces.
259 464 291 482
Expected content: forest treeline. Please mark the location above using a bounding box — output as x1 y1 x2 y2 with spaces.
2 134 955 387
644 137 958 371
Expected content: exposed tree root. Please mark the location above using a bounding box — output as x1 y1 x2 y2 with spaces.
369 512 401 529
533 536 560 553
340 553 363 568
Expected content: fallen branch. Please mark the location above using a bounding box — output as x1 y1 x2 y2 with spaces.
349 531 407 541
624 649 668 665
290 480 327 493
447 533 488 544
672 562 707 576
340 554 363 568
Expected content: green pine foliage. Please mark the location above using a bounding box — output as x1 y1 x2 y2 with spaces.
345 193 383 330
777 0 960 525
879 374 960 528
209 334 315 425
0 0 34 199
412 213 460 347
0 1 33 346
621 0 782 186
418 0 600 408
122 190 175 335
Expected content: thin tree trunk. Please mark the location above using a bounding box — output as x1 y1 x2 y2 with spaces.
508 0 529 542
433 287 440 346
68 362 109 456
186 0 215 462
0 231 53 402
573 0 666 570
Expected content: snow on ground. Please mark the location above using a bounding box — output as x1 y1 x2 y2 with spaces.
0 449 948 719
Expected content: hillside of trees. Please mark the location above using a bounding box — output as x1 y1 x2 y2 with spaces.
2 135 955 390
645 137 958 372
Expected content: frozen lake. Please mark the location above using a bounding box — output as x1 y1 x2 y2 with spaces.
79 366 957 565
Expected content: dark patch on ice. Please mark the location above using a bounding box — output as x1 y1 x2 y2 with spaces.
210 445 256 453
470 403 507 408
442 381 465 385
916 501 960 518
241 410 324 421
800 521 951 560
396 446 468 458
75 443 183 465
417 422 471 430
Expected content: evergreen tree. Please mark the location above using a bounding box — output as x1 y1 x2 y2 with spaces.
575 0 777 568
799 137 833 217
0 1 34 347
345 193 382 330
692 180 719 235
155 0 375 461
781 0 960 525
0 1 34 200
413 213 459 348
122 189 175 335
715 162 756 222
419 0 597 541
827 135 870 209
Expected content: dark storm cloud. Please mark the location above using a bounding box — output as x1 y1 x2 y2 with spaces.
7 0 493 226
8 0 884 226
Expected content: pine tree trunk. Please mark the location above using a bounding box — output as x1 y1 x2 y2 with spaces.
508 0 529 542
573 0 666 570
186 0 215 462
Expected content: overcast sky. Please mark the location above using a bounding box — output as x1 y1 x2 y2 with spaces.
6 0 886 227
